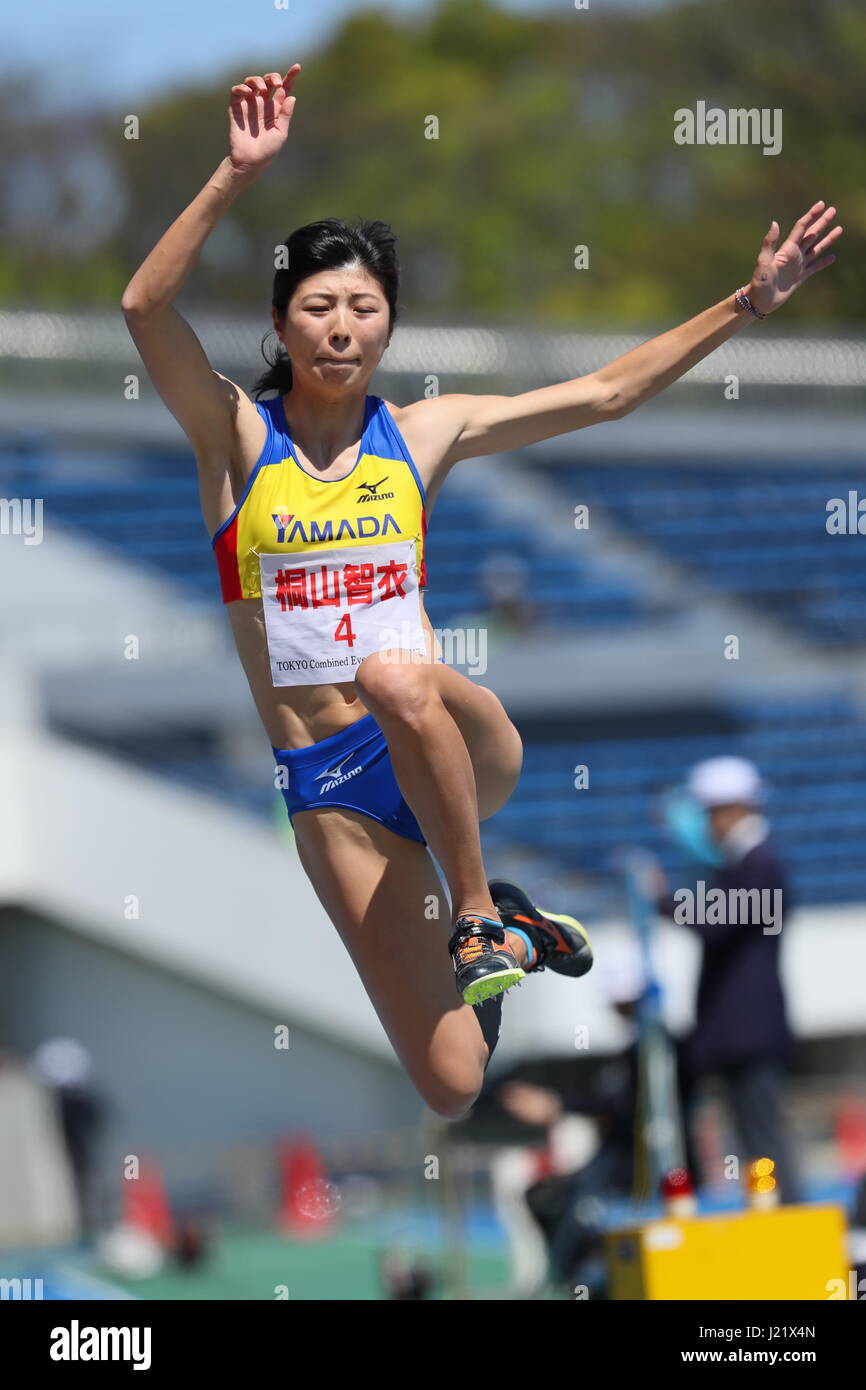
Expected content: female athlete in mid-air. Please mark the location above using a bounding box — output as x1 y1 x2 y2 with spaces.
122 66 840 1119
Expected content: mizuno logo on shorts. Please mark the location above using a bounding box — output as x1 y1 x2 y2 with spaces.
315 753 364 794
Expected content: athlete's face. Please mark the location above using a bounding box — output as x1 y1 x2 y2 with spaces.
274 267 391 389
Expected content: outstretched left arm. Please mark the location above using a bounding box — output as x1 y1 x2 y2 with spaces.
429 200 841 466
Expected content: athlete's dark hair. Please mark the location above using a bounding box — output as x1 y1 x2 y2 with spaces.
252 218 400 400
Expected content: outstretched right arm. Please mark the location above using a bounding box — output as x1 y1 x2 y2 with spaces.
120 69 301 505
120 157 259 459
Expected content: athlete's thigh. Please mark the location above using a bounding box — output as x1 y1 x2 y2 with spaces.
431 662 523 819
291 805 488 1110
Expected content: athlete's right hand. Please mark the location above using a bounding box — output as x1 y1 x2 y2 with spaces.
228 65 301 174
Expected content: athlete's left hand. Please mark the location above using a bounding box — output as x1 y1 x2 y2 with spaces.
746 201 842 315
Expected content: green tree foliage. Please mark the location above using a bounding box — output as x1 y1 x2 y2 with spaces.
1 0 863 325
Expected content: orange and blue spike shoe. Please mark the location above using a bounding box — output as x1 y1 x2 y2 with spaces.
487 880 593 979
447 913 525 1005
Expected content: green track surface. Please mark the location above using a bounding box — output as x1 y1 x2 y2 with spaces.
67 1226 511 1301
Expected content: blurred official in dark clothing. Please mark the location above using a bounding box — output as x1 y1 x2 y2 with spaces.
30 1038 109 1239
655 757 803 1203
496 949 645 1291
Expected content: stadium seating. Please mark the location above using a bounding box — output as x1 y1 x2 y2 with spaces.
127 691 866 910
481 693 866 908
539 461 866 646
1 442 657 629
5 439 865 908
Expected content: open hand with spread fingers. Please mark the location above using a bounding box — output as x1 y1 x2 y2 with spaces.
746 200 842 315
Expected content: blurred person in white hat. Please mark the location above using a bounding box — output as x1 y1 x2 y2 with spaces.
650 756 802 1204
30 1037 110 1241
686 755 766 856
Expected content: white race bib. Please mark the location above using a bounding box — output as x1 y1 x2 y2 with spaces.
258 539 426 687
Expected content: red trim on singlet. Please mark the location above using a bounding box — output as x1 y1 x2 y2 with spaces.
214 515 243 603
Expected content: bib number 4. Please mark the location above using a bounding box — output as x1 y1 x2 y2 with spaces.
333 612 357 648
259 539 426 687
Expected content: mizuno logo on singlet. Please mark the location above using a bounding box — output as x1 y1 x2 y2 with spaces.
271 512 403 544
356 476 395 502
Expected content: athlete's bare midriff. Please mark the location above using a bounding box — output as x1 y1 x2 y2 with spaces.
224 592 442 750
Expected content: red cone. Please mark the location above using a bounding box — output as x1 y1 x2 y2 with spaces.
122 1157 175 1247
278 1136 338 1237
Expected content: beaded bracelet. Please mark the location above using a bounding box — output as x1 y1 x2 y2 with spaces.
734 285 766 319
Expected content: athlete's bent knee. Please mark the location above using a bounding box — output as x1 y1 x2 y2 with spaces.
476 687 523 768
416 1057 486 1120
355 650 435 724
423 1080 483 1121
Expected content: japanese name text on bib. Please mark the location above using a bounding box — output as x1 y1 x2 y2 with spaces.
258 539 426 686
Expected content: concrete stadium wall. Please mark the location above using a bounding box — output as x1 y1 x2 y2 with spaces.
0 906 423 1206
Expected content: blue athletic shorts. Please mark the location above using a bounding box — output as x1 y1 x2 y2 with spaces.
273 709 427 844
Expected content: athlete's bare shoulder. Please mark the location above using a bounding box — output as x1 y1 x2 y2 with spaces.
381 394 475 491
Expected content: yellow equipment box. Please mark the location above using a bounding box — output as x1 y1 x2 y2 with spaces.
604 1203 848 1300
